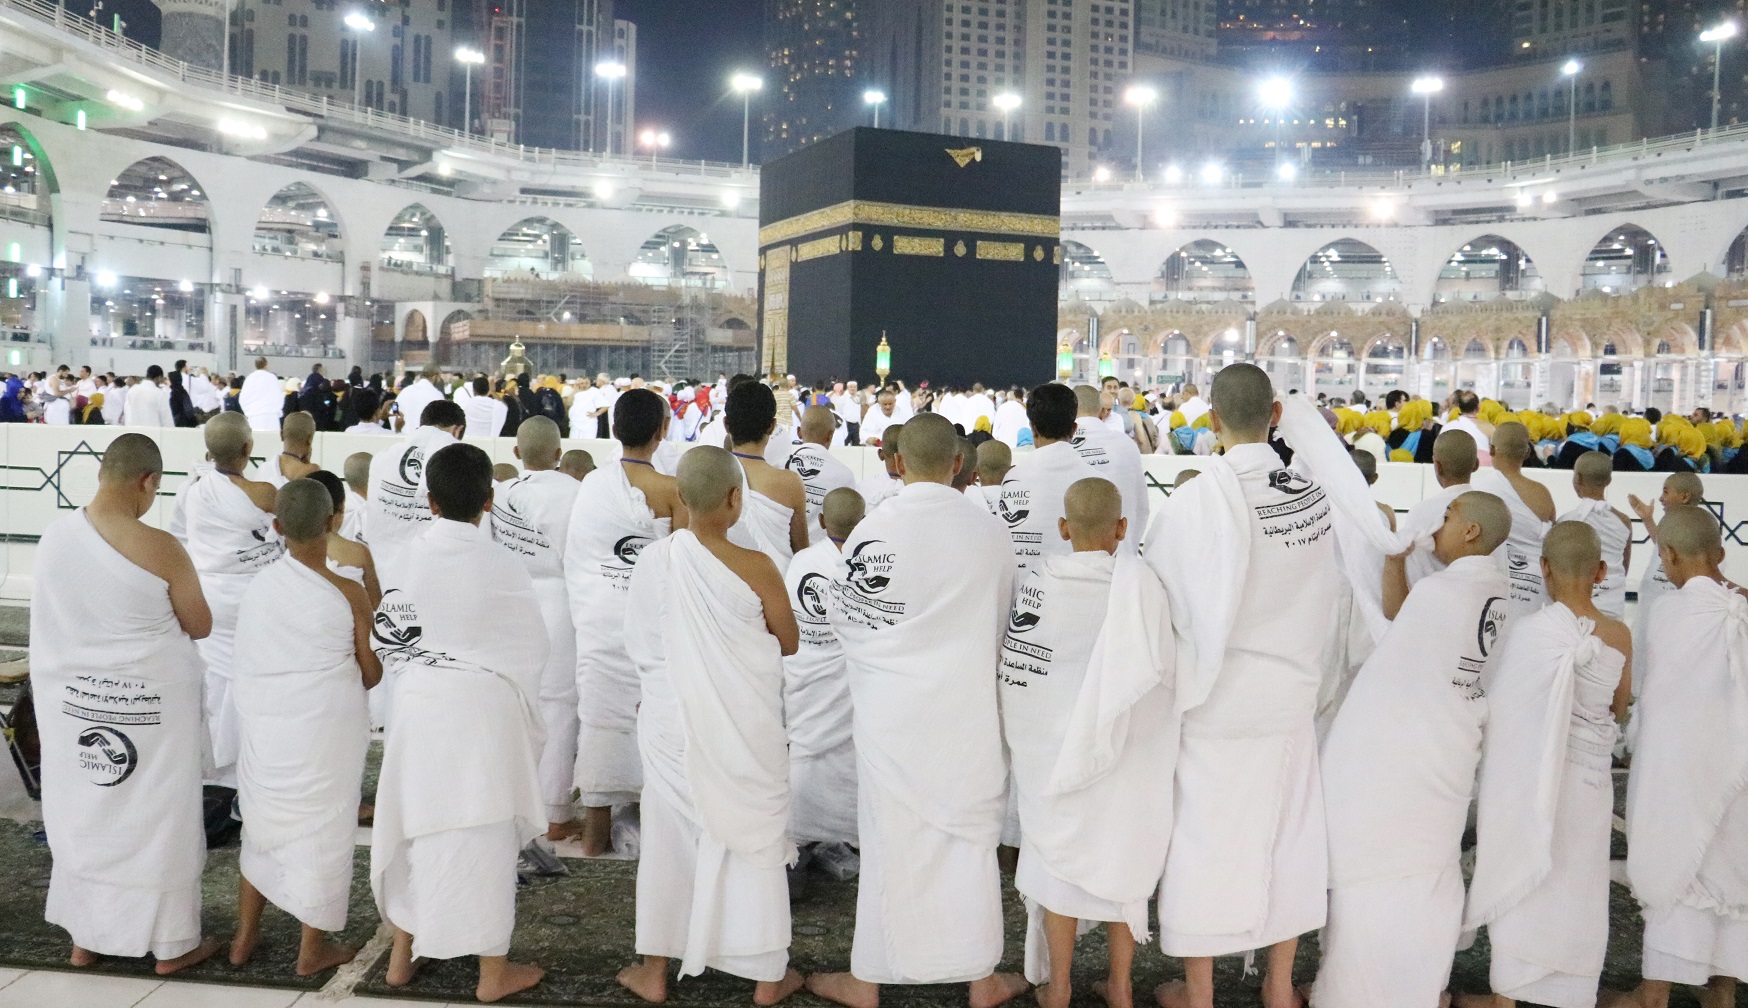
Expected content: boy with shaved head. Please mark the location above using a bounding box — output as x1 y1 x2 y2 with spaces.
340 451 373 545
269 412 320 487
965 440 1013 515
1144 364 1342 1008
561 449 596 481
1000 477 1177 1008
1559 451 1632 619
173 411 283 789
785 405 857 547
565 388 688 856
1070 384 1149 553
811 412 1026 1008
1609 506 1748 1008
618 446 805 1005
490 416 585 840
1462 521 1632 1008
372 443 550 1003
998 384 1095 570
1473 421 1557 620
726 381 811 566
36 434 222 974
231 479 382 976
1314 490 1513 1008
857 428 904 512
784 487 866 856
1388 429 1479 605
1626 471 1705 697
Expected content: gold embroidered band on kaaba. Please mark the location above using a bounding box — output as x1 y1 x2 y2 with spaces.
758 199 1060 248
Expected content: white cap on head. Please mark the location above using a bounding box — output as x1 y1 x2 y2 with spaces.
615 377 631 388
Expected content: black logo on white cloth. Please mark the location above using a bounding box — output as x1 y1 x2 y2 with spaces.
76 726 137 786
1269 469 1315 495
613 535 651 566
398 446 425 486
1008 607 1041 634
1477 597 1507 657
797 572 831 620
372 589 423 658
845 540 894 594
997 484 1030 527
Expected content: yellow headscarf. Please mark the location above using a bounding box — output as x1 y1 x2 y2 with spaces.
1715 420 1743 449
1192 412 1212 429
1618 417 1653 449
1334 407 1363 437
1673 424 1707 460
1479 399 1507 425
974 415 993 433
1363 410 1393 439
1591 412 1622 437
1389 448 1415 462
1168 410 1186 430
1398 399 1433 431
1657 416 1690 448
1565 410 1593 430
1702 420 1725 448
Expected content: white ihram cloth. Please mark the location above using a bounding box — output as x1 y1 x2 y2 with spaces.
35 511 206 960
626 532 795 981
233 556 369 931
1627 575 1748 985
1312 555 1505 1008
490 470 581 823
997 441 1095 570
1071 417 1150 556
240 369 283 430
174 464 283 787
463 394 508 438
341 489 368 545
123 381 174 427
1143 440 1339 957
1560 499 1630 619
1465 604 1622 1008
263 453 293 488
370 518 548 960
765 425 802 467
365 425 459 594
1631 549 1676 701
999 552 1178 985
1396 482 1468 586
393 378 443 431
994 400 1029 446
860 408 900 447
1471 468 1552 620
784 541 858 845
564 462 670 806
857 471 902 512
783 442 856 547
728 469 796 569
829 482 1015 983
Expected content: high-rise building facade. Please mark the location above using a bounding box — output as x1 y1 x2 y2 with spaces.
1135 0 1216 59
223 0 453 123
764 0 862 157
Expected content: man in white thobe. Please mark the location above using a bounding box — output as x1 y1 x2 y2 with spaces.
172 413 283 789
1312 490 1512 1008
616 446 805 1004
394 365 446 433
231 479 380 976
1471 421 1556 621
859 390 902 447
1145 364 1339 1008
1610 506 1748 1008
1072 384 1149 554
35 435 222 974
1001 477 1177 1008
999 383 1095 571
463 377 508 438
489 417 583 839
371 442 549 1004
993 391 1030 447
1463 521 1632 1008
808 413 1028 1008
784 406 857 547
239 357 283 431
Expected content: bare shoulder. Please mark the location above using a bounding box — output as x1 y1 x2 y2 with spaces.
129 523 196 581
1610 507 1633 528
715 540 784 594
239 477 278 513
1594 616 1633 659
329 573 371 613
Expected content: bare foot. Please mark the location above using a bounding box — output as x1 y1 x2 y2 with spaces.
68 946 100 968
546 820 584 842
754 967 808 1006
1697 979 1738 1008
1452 994 1505 1008
478 961 544 1003
1261 980 1304 1008
1036 981 1072 1008
617 959 670 1003
1156 980 1196 1008
807 971 880 1008
1599 990 1649 1008
357 803 375 825
295 937 359 976
1094 979 1135 1008
971 972 1031 1008
386 933 425 988
580 808 613 857
155 936 223 975
228 926 260 966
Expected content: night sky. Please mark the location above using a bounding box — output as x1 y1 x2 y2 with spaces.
612 0 767 164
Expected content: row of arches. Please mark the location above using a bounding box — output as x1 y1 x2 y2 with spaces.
2 128 736 289
1059 227 1674 305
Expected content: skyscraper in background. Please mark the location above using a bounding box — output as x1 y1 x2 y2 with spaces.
763 0 861 157
512 0 617 150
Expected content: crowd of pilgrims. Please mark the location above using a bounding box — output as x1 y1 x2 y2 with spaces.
19 361 1748 1008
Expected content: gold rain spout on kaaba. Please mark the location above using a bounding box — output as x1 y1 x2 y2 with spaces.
945 146 983 168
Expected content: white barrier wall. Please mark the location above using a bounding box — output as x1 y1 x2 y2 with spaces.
4 424 1747 600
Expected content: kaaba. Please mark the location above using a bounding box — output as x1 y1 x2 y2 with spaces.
757 127 1061 390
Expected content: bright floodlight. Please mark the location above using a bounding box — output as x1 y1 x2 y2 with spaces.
731 72 763 93
992 92 1022 112
344 12 374 31
1561 59 1581 76
1702 20 1739 42
1276 161 1297 181
1092 165 1112 182
455 46 485 65
1163 164 1184 184
1411 75 1444 95
1199 161 1223 185
863 89 887 105
1257 76 1293 109
595 61 627 80
1124 84 1158 107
